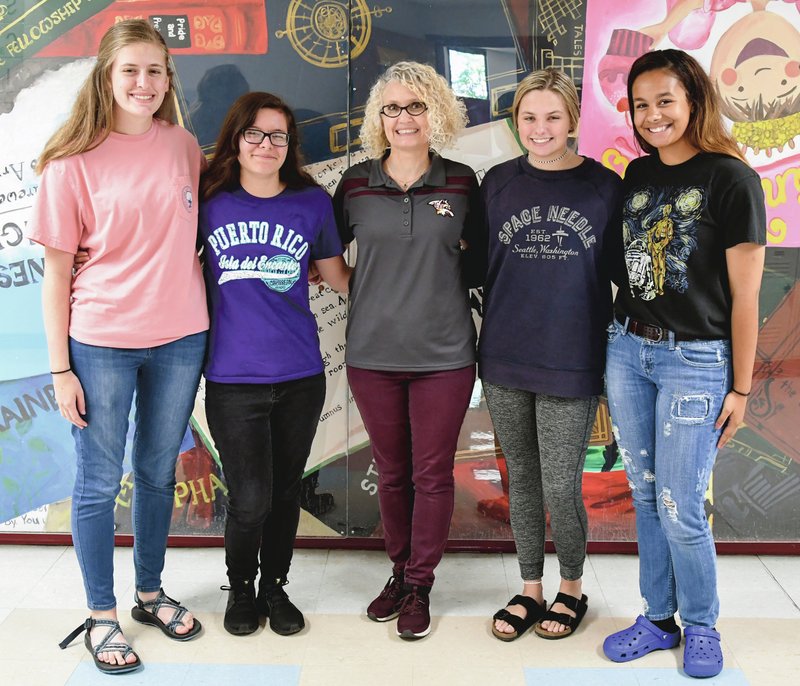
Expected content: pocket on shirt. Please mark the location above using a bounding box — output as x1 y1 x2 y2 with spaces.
172 175 198 221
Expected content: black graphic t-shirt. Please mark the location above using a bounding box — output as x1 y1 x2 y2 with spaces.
479 155 623 397
613 152 766 339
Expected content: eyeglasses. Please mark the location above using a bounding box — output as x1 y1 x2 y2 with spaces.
241 128 290 146
379 102 428 118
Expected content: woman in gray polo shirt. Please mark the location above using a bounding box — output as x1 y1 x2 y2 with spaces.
333 61 485 641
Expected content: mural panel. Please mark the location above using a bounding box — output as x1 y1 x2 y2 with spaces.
1 0 798 544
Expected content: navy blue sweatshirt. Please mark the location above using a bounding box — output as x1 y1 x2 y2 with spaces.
478 155 622 397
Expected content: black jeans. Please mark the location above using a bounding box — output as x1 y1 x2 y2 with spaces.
205 373 326 583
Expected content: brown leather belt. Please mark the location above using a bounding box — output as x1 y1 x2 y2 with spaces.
615 314 693 342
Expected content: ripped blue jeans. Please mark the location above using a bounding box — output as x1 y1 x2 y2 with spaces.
606 318 730 628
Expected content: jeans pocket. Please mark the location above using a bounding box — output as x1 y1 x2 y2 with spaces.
675 342 727 368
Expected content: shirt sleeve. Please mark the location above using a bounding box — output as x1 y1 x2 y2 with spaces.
716 171 766 248
332 171 354 245
27 159 83 253
311 191 345 260
602 177 626 287
461 171 487 289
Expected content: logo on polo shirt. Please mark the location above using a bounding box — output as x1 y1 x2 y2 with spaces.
428 199 454 217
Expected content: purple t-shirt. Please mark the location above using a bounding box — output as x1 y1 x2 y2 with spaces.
200 185 343 383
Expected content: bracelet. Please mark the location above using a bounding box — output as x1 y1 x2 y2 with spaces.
731 387 750 397
51 367 71 375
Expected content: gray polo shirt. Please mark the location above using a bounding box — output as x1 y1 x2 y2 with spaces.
333 153 484 371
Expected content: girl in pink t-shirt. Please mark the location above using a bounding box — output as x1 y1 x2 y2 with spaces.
29 19 208 675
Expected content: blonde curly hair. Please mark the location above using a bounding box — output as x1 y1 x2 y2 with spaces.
359 61 468 159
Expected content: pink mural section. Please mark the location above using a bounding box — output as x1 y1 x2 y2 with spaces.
579 0 800 247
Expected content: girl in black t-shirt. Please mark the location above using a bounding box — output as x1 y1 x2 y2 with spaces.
602 50 766 679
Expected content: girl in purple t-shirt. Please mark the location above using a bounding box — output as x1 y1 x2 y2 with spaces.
198 92 350 637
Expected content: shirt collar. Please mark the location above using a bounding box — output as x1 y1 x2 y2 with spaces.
367 151 447 189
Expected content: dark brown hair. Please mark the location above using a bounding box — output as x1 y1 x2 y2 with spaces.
201 91 316 200
627 49 746 163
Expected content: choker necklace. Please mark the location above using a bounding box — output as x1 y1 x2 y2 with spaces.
530 148 569 166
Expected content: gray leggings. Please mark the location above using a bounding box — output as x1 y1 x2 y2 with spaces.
483 382 598 581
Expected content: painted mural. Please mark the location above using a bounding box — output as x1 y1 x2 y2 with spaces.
1 0 797 544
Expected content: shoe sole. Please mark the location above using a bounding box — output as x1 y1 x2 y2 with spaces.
268 615 305 636
491 626 523 642
223 622 259 636
86 632 143 675
397 624 431 640
684 663 723 678
367 610 399 622
260 597 305 635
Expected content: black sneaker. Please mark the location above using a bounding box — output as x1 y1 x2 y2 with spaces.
367 573 406 622
221 580 258 635
257 579 305 636
396 585 431 640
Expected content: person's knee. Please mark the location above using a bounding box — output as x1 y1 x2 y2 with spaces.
657 489 708 542
134 469 177 493
227 499 270 529
74 475 123 505
411 466 454 495
376 459 413 490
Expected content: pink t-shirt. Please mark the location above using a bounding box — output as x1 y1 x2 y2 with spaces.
29 119 209 348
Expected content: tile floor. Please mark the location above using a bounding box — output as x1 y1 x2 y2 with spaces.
0 546 798 685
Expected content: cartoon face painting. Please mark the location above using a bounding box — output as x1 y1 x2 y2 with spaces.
596 1 800 157
710 9 800 153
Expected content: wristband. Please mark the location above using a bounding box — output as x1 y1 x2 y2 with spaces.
51 367 72 375
731 387 750 397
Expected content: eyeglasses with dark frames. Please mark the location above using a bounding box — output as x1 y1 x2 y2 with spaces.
241 128 290 146
379 101 428 118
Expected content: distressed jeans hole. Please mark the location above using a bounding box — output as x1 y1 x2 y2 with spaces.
660 487 679 522
671 394 711 425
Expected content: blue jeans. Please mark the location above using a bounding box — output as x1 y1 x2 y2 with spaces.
605 318 730 628
69 332 206 611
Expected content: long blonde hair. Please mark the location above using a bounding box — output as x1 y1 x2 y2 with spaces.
36 19 176 174
359 61 468 159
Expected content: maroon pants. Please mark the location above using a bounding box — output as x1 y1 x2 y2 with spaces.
348 364 475 587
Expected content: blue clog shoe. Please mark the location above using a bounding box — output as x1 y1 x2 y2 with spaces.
603 615 681 663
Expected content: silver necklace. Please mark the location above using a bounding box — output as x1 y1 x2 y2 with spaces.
385 162 428 189
530 148 569 166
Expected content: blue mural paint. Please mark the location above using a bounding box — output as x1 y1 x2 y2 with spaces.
0 373 134 523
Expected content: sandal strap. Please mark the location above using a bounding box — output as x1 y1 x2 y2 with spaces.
493 608 529 633
492 595 545 632
541 610 578 628
552 592 587 614
685 625 720 639
136 589 188 632
506 594 543 616
539 593 588 630
59 618 92 649
60 617 135 658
